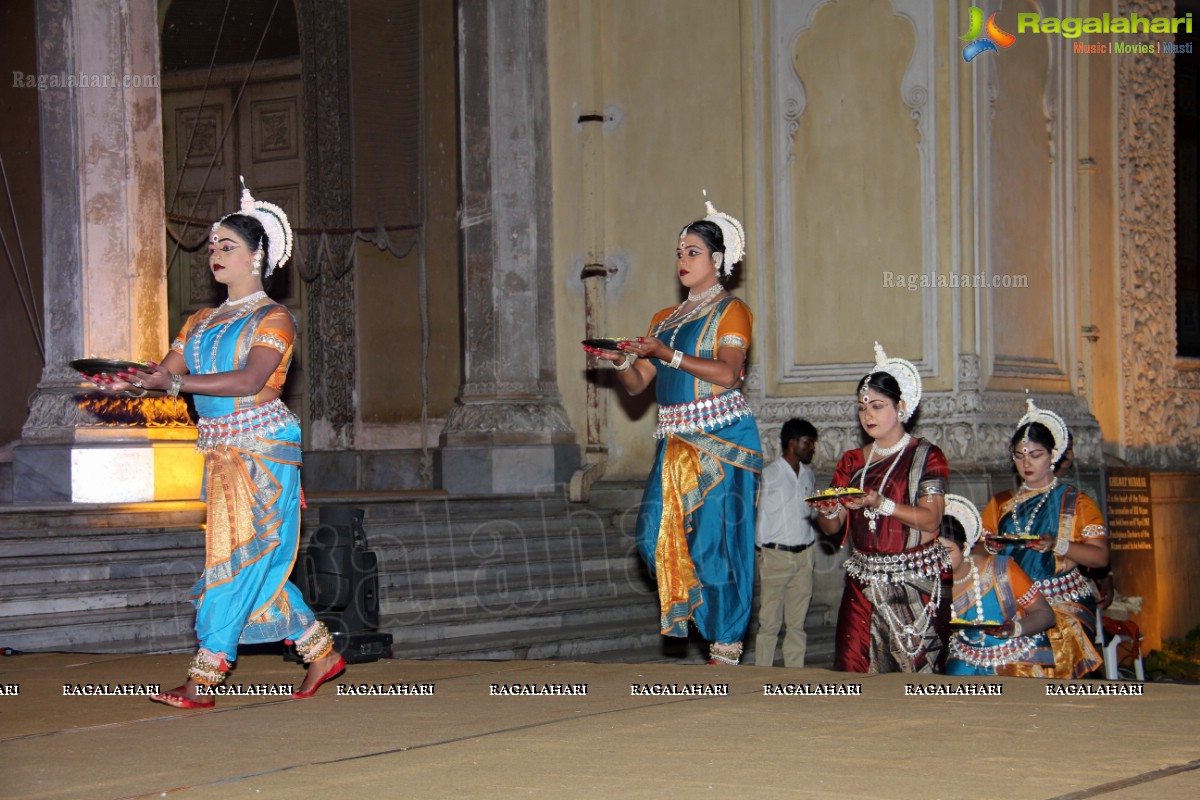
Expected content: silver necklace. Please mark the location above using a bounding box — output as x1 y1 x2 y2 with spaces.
656 289 726 349
954 556 988 644
969 557 985 622
870 432 911 459
686 283 723 304
858 434 911 532
1014 478 1058 537
190 300 264 373
222 290 268 307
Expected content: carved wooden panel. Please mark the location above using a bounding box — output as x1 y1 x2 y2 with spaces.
172 105 224 169
250 97 299 163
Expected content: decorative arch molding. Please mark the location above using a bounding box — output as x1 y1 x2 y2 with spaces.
770 0 939 384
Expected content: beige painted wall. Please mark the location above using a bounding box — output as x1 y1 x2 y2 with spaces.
550 0 750 478
789 0 924 369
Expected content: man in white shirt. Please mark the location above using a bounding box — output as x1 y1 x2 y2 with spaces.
754 419 819 667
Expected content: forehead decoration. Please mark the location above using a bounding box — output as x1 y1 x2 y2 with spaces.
1016 396 1069 463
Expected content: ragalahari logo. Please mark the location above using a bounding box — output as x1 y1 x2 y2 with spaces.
961 7 1016 62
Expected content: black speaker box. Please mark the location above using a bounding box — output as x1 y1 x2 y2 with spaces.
288 505 391 664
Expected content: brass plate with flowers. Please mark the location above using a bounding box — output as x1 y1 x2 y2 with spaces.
804 487 866 504
949 619 1006 630
992 534 1042 544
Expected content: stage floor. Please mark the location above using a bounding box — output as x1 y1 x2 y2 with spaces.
1 652 1197 799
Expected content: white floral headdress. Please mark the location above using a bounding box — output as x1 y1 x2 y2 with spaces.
1016 396 1069 463
214 175 294 278
944 494 983 552
685 189 745 277
870 341 922 422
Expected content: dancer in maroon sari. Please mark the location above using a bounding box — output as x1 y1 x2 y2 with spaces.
813 342 949 673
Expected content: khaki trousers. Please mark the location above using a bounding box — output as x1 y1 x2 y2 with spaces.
754 545 815 667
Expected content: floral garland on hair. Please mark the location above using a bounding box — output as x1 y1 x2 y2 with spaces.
214 175 294 279
698 189 745 277
871 341 922 422
944 493 984 553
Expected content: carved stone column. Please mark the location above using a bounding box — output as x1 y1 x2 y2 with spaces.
441 0 578 493
13 0 199 503
295 0 357 450
1117 0 1200 467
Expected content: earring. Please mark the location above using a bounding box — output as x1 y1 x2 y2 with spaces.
252 248 264 277
712 252 724 273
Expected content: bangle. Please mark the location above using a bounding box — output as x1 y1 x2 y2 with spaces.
1010 619 1023 638
613 354 635 371
124 387 148 398
168 373 184 398
667 350 683 369
877 498 896 516
1054 537 1070 556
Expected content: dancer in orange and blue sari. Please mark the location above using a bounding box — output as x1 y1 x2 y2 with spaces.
981 399 1108 678
584 195 762 665
940 495 1056 677
86 180 345 707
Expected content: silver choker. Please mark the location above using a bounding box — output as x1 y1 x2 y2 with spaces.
222 290 268 307
1018 477 1058 496
686 283 723 304
871 433 912 458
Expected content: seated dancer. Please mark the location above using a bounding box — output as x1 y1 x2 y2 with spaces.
812 342 949 673
85 179 345 707
982 398 1109 678
940 494 1056 677
584 193 762 666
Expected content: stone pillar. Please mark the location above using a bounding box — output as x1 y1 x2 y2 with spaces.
440 0 578 493
13 0 199 503
296 0 357 450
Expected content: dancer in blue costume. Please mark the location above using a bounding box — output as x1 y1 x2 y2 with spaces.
584 194 762 665
940 495 1056 677
89 180 344 707
982 399 1109 678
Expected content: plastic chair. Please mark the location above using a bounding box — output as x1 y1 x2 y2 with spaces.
1099 611 1145 681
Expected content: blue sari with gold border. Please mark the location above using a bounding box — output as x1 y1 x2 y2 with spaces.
173 304 317 661
635 296 762 644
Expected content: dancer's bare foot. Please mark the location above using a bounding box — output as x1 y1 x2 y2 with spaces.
292 650 346 698
151 678 215 709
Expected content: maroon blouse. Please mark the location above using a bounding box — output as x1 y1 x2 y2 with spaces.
832 438 949 554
